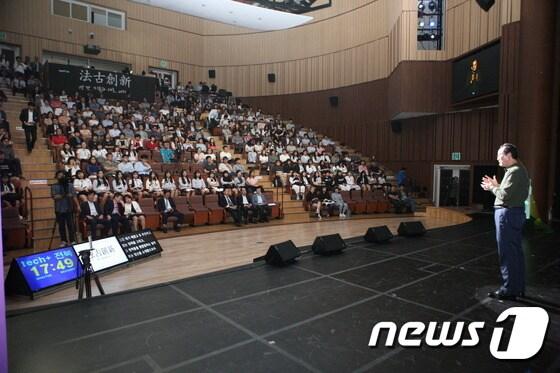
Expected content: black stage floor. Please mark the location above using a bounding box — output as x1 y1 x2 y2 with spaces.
7 216 560 372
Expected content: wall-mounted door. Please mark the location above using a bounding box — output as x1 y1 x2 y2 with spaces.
0 43 20 67
433 165 471 207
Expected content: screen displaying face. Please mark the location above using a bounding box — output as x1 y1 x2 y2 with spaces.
16 247 80 292
73 236 129 272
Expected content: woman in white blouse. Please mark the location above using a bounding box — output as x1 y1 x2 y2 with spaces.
343 173 361 191
112 171 128 194
64 157 81 179
289 172 306 200
60 143 76 164
192 171 209 195
76 142 91 161
123 194 145 231
206 172 222 193
145 171 163 197
177 169 193 198
128 171 144 197
73 170 92 202
93 170 111 203
161 171 178 198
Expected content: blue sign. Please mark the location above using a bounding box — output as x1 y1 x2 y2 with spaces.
15 247 81 292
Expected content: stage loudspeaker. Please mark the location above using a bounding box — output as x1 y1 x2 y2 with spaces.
329 96 339 107
398 221 426 237
475 0 495 11
268 73 276 83
390 120 402 133
208 69 216 78
261 240 300 266
364 226 394 243
312 234 347 255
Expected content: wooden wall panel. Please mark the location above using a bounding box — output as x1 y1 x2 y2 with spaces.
0 0 520 96
241 58 503 191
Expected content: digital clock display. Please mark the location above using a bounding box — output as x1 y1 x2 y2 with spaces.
15 247 80 292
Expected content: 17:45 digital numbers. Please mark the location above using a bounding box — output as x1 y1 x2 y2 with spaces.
29 258 75 277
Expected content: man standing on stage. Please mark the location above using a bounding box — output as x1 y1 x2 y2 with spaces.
481 143 530 300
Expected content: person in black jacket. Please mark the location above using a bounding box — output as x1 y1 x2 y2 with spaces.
19 101 39 152
218 188 242 226
156 190 184 233
103 192 131 235
236 188 256 224
79 191 111 240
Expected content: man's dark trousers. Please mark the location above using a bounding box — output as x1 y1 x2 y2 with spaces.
24 125 37 151
494 206 526 295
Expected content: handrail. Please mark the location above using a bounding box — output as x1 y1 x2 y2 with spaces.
24 185 34 248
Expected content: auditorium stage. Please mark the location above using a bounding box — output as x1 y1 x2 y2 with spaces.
5 213 460 311
7 215 560 372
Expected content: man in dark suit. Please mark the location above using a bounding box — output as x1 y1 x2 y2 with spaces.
156 190 184 233
103 192 131 235
19 101 39 153
236 188 256 224
218 188 242 226
251 188 270 222
80 191 111 240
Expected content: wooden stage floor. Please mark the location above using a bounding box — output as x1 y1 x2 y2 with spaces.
6 213 465 311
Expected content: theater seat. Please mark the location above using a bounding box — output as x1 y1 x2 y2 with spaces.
138 198 161 230
1 206 28 250
187 195 210 226
340 191 358 214
350 190 367 214
364 190 379 213
264 191 282 219
203 194 225 224
373 189 391 213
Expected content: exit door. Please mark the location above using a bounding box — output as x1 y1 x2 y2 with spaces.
433 165 471 207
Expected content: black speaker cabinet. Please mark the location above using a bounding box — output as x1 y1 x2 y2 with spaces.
312 234 347 255
209 69 216 79
329 96 339 107
390 120 402 133
476 0 495 11
265 240 300 265
397 221 426 237
268 73 276 83
364 226 394 243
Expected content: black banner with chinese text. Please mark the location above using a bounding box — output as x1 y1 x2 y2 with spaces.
47 63 157 102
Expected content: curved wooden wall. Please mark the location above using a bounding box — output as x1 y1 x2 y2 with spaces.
0 0 519 96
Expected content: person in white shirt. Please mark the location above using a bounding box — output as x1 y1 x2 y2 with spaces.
134 157 152 176
178 170 194 198
118 155 135 175
73 170 92 202
112 171 128 194
108 126 121 138
128 171 144 197
279 151 290 163
60 143 76 164
64 157 81 179
92 144 107 160
123 194 145 231
161 171 178 198
192 171 209 195
343 173 361 191
219 146 233 161
145 171 163 197
93 170 111 196
289 172 306 200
